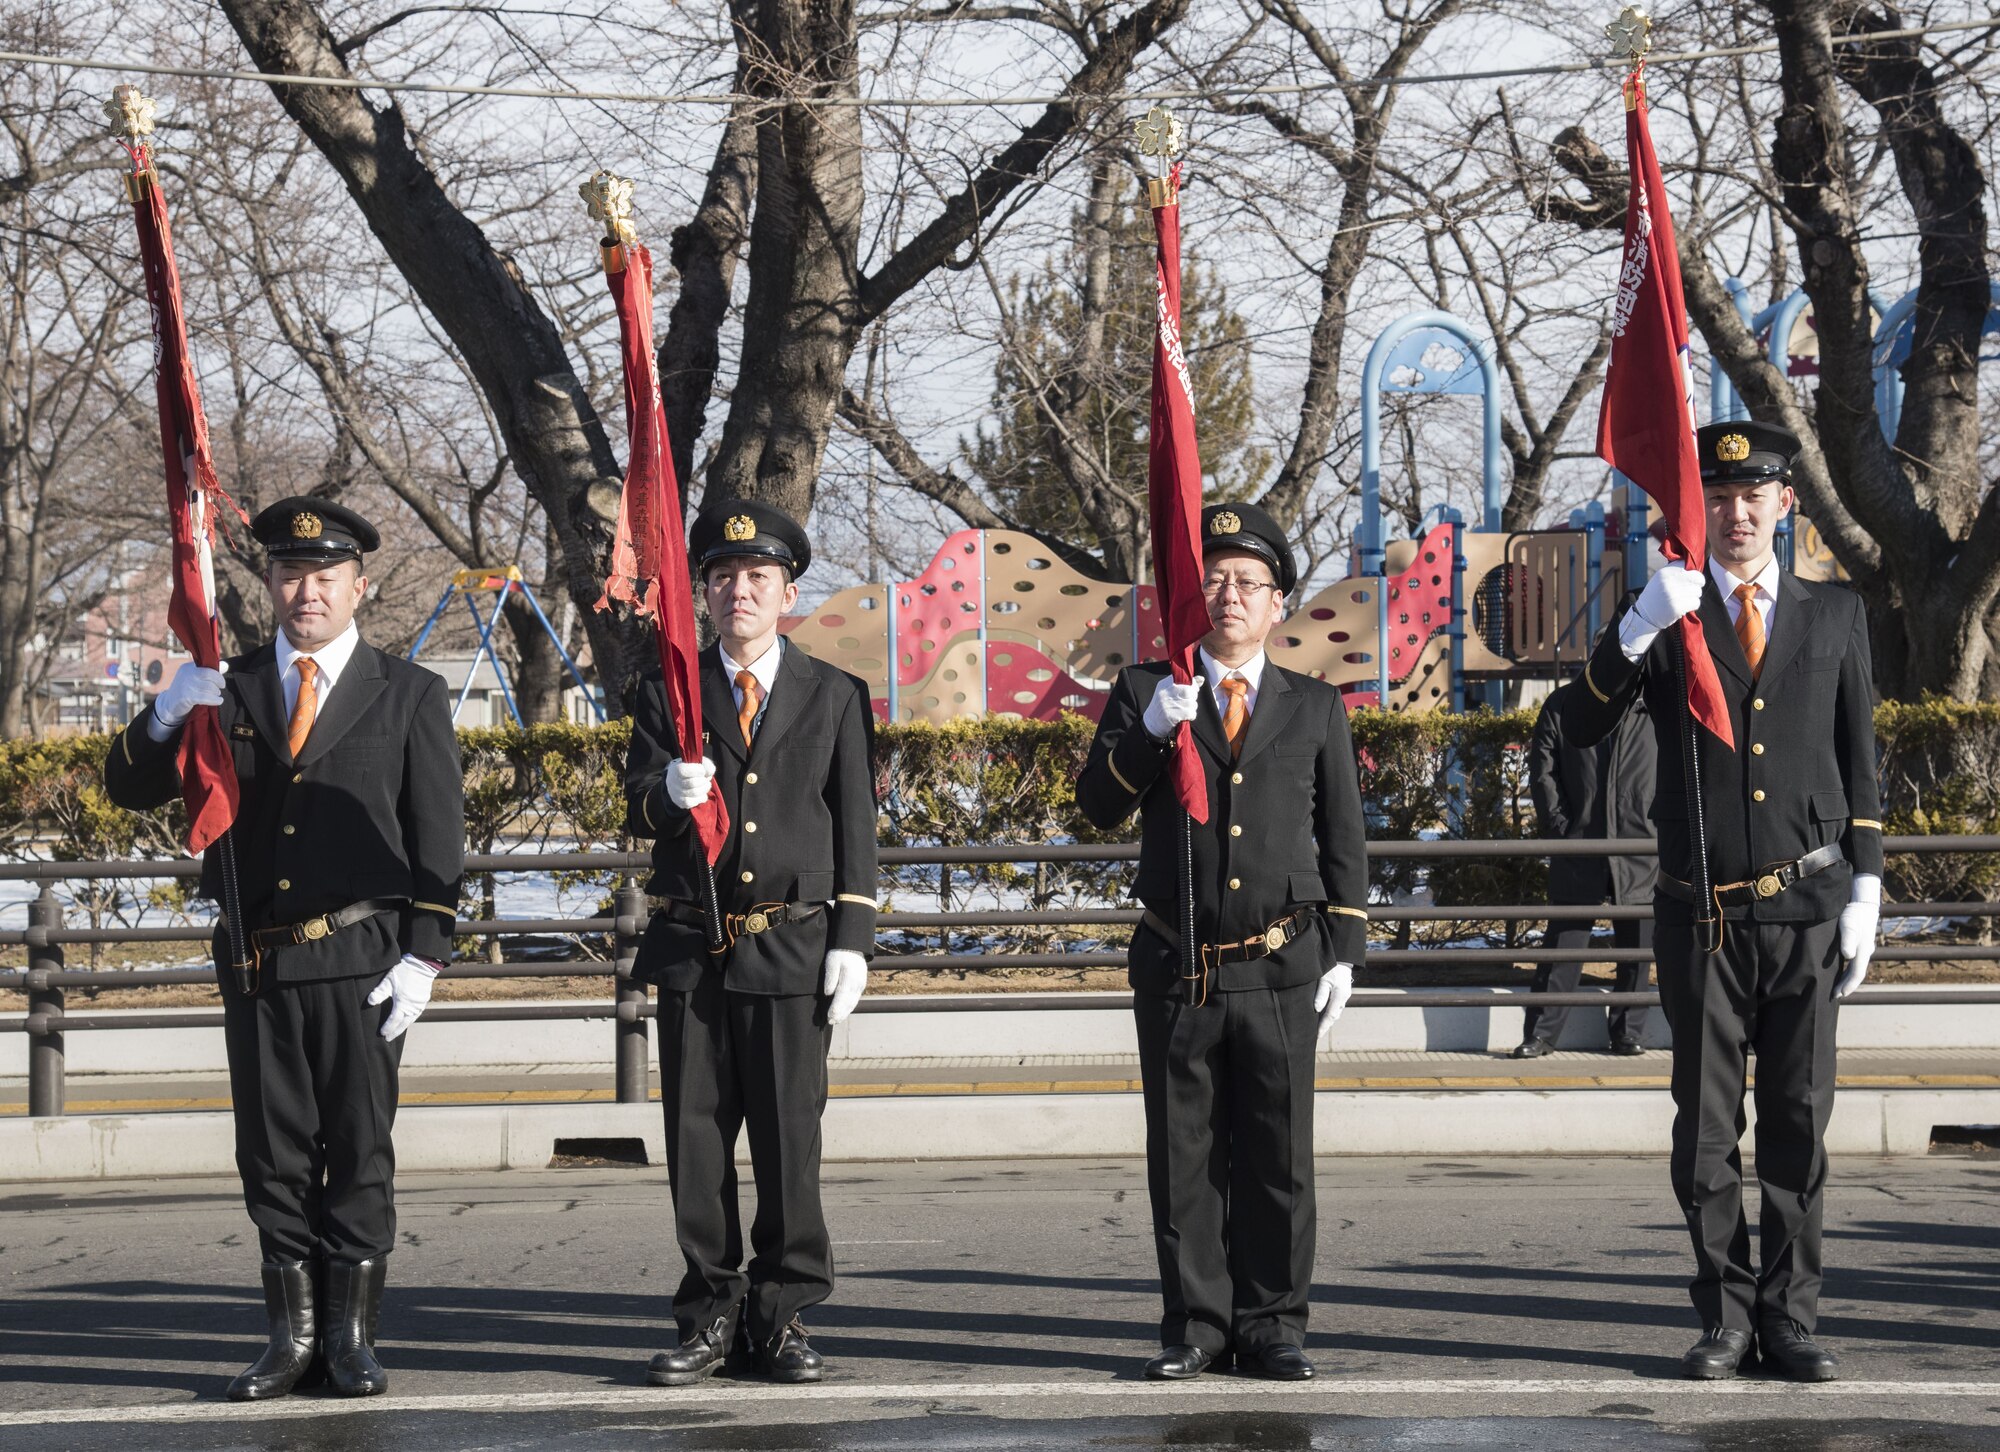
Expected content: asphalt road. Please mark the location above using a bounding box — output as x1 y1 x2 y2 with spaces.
3 1155 1997 1450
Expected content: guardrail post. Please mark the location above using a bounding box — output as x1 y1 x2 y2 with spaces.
26 886 65 1117
613 880 649 1104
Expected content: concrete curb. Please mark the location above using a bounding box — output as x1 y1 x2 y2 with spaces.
3 1087 1994 1182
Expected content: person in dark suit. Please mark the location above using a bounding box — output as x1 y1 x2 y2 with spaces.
103 497 464 1401
1076 502 1368 1383
1563 421 1882 1383
624 499 878 1388
1518 645 1658 1057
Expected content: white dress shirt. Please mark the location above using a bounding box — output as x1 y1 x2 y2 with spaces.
1198 646 1267 716
1710 556 1780 640
276 621 362 721
720 637 783 735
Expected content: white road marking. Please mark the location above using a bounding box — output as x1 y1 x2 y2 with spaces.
0 1378 1992 1427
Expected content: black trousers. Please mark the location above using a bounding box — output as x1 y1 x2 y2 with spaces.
1132 980 1318 1354
1655 911 1841 1333
657 973 834 1344
220 969 403 1266
1523 916 1654 1046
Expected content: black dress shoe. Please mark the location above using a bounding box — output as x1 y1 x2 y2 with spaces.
1760 1318 1839 1382
1142 1344 1226 1380
1680 1326 1754 1380
1610 1040 1646 1056
1510 1039 1554 1059
226 1261 318 1401
648 1304 742 1387
321 1258 389 1397
761 1320 824 1384
1240 1343 1314 1381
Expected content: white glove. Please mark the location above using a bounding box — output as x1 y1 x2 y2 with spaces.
1313 962 1355 1048
822 948 868 1024
147 661 228 738
1834 873 1881 999
1619 564 1707 659
366 954 439 1040
663 757 717 810
1143 678 1203 739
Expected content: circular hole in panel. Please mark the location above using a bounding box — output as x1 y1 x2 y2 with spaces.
951 580 965 591
859 596 879 611
1107 653 1124 665
961 601 976 613
992 601 1020 614
923 696 940 707
1105 593 1123 606
1350 589 1371 604
992 541 1011 554
1026 668 1053 683
1037 617 1056 630
1060 584 1087 596
820 614 845 628
1342 651 1371 665
920 640 936 652
900 653 914 667
1061 694 1089 709
942 556 956 570
907 618 924 633
943 669 959 682
1014 581 1035 593
1151 635 1165 648
962 540 976 553
1328 630 1350 643
900 594 912 607
920 583 938 596
993 652 1014 667
837 637 859 650
1026 558 1050 570
854 658 882 671
1013 691 1037 704
1277 636 1301 648
1310 607 1335 620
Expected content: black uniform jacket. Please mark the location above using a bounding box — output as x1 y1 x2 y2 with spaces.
1076 660 1369 997
102 637 466 981
1530 681 1659 906
1561 570 1882 924
625 642 879 996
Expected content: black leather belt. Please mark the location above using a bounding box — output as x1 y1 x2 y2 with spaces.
1142 906 1315 1006
248 897 406 955
1659 843 1845 911
649 898 825 955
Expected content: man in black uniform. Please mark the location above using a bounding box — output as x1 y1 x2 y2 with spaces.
625 499 878 1387
1518 631 1657 1057
103 498 464 1400
1563 422 1881 1382
1076 502 1368 1383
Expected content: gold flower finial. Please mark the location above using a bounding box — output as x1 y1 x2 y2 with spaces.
104 85 156 142
579 169 637 246
1605 5 1653 61
1133 105 1185 164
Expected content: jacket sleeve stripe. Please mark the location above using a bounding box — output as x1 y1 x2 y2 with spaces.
1108 757 1139 795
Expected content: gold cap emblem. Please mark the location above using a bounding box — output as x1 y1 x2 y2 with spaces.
1209 510 1242 536
1715 433 1751 463
290 511 323 540
723 514 757 543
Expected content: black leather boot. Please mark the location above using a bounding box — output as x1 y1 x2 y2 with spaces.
322 1258 389 1397
648 1303 742 1387
225 1261 318 1401
1759 1318 1839 1382
761 1320 824 1384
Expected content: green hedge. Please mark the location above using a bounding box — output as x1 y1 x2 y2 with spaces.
6 704 1997 925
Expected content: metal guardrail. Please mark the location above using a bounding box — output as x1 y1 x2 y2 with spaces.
4 836 1997 1117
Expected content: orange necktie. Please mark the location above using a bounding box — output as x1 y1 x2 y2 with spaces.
1733 582 1766 680
288 657 318 759
736 670 762 748
1218 675 1249 759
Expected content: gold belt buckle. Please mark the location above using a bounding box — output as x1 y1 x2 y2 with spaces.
1754 874 1783 899
744 910 770 934
1263 925 1286 952
301 915 331 941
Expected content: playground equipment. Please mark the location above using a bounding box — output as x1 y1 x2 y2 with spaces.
408 565 604 725
785 288 2000 724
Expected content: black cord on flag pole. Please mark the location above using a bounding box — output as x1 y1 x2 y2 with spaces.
1670 628 1721 955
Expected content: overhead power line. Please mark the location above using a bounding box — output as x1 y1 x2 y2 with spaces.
0 18 1992 111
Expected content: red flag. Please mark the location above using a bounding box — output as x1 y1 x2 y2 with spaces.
597 242 729 862
1597 72 1733 749
1147 166 1212 823
125 151 245 852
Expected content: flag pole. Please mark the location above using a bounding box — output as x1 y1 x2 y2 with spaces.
1136 106 1204 997
110 87 257 992
582 173 727 956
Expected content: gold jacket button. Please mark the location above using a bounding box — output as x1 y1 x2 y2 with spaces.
1230 772 1244 785
277 878 290 890
1753 790 1766 802
744 821 758 833
740 871 754 883
283 825 296 835
1230 824 1242 837
1752 698 1765 710
292 772 304 784
1751 743 1764 755
1228 877 1241 890
745 772 758 785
